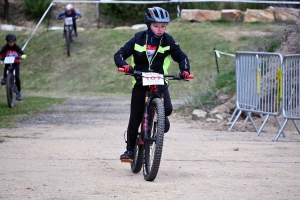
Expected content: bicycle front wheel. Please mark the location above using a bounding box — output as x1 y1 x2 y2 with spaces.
143 98 165 181
6 73 15 108
65 27 71 56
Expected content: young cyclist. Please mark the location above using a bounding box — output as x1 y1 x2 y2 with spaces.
56 4 82 37
0 34 27 101
114 6 191 162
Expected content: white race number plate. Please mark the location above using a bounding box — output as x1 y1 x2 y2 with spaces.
65 17 73 25
142 72 164 86
4 57 15 64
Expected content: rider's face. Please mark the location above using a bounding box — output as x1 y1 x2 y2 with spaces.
150 22 167 37
7 40 15 46
67 10 72 15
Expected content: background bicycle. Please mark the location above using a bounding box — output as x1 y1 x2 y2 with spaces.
1 56 22 108
57 16 78 57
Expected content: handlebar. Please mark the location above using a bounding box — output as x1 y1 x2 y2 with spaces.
118 68 194 80
57 16 80 20
0 56 22 60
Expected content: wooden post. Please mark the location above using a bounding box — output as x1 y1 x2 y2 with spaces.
96 2 100 29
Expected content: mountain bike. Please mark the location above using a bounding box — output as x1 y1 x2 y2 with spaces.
118 68 194 181
58 17 77 57
2 56 21 108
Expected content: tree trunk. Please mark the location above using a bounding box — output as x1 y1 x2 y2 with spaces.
3 0 9 22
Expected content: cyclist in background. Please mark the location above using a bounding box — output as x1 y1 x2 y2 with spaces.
114 6 191 161
0 34 27 101
56 4 82 37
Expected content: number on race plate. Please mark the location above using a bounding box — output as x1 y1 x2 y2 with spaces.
142 72 164 86
4 57 15 64
65 17 73 25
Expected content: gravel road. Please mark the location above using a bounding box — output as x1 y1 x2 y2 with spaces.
1 97 300 200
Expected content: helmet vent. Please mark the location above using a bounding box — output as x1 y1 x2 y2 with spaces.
160 10 165 18
153 9 159 18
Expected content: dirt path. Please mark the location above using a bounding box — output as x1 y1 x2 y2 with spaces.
0 97 300 200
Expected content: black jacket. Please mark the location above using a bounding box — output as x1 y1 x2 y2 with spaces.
114 30 190 87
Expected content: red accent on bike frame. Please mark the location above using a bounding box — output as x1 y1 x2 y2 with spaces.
149 85 158 93
142 113 149 131
139 138 144 145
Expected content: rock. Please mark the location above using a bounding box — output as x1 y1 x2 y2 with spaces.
274 10 299 22
1 24 25 31
215 114 224 121
267 6 300 22
113 26 132 30
181 9 221 22
131 24 147 30
221 9 243 22
244 9 274 23
206 118 217 123
192 109 207 120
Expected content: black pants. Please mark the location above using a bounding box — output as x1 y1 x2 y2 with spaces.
126 84 172 151
3 63 21 92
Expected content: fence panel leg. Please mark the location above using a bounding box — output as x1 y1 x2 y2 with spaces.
275 119 288 141
256 114 270 136
228 110 242 131
292 120 300 134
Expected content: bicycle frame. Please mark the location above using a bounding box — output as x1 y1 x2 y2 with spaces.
118 68 193 181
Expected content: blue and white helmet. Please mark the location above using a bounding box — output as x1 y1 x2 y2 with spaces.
144 7 170 23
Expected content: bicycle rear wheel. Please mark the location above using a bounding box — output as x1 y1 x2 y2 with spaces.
143 98 165 181
66 27 71 56
131 134 144 173
6 73 15 108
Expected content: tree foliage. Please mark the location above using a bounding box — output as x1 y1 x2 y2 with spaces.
2 0 9 22
24 0 51 18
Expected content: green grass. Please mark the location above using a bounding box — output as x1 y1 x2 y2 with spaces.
0 20 287 126
0 94 64 128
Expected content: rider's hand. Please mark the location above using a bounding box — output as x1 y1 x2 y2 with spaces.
179 71 190 79
56 15 61 20
122 65 134 74
21 55 27 60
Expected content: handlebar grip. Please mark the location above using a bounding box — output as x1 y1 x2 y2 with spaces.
118 68 125 72
187 75 194 79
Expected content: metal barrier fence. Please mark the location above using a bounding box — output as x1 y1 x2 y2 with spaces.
228 51 284 139
274 54 300 140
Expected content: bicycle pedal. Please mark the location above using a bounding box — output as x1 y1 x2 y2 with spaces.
120 158 133 163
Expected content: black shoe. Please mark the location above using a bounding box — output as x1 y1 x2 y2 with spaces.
16 92 23 101
1 77 6 85
164 116 170 133
120 150 134 163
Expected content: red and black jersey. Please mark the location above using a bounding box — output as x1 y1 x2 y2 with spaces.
0 44 25 64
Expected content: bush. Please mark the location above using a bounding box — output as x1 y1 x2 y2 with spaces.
24 0 52 18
